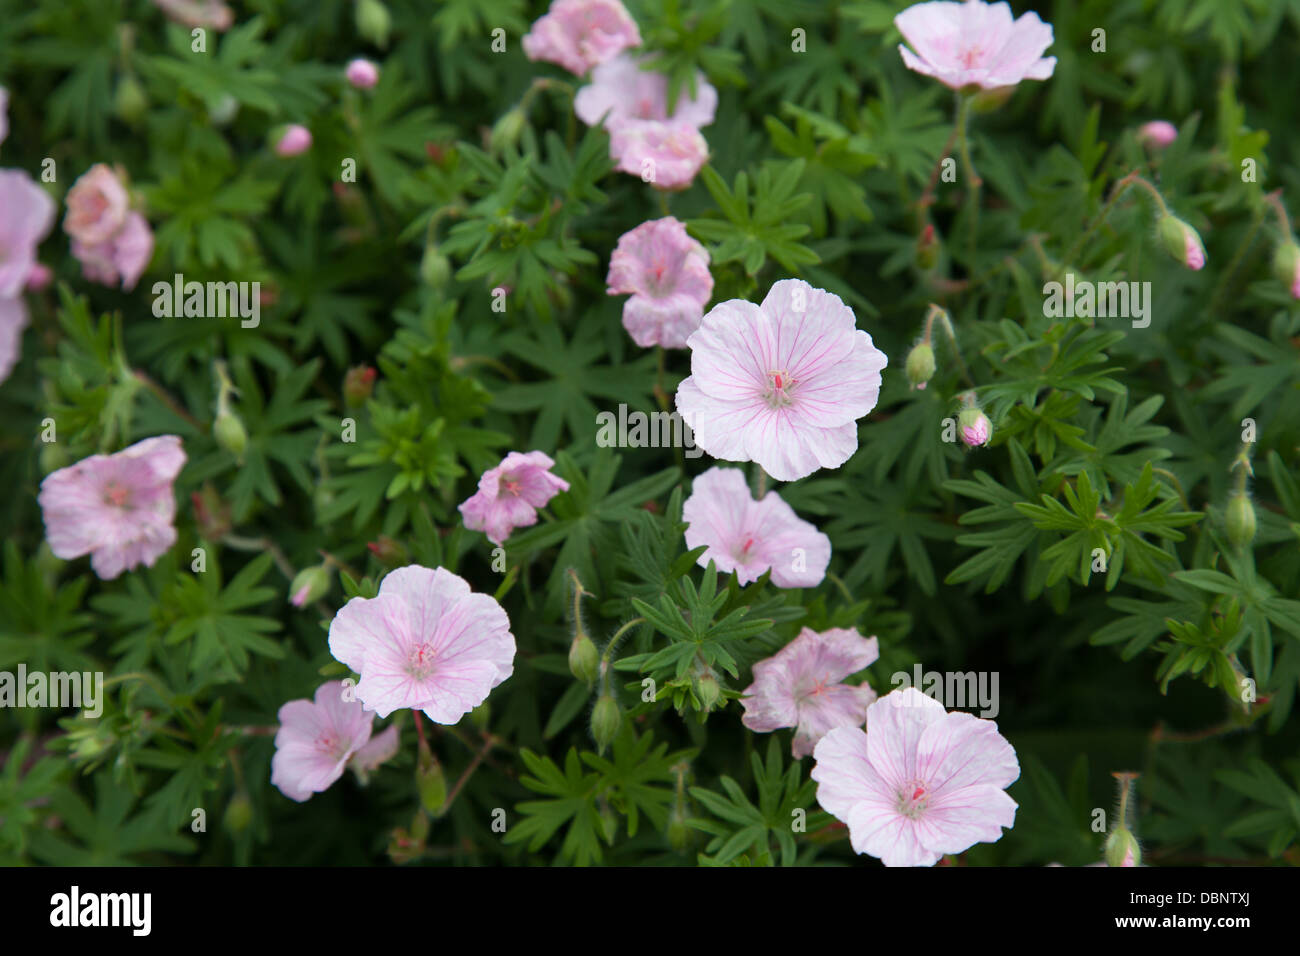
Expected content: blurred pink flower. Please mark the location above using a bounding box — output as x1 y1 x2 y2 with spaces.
675 279 889 482
0 296 28 385
64 164 130 246
459 451 570 545
38 435 187 580
328 565 516 722
0 169 56 297
72 211 154 292
811 687 1020 867
682 466 830 588
152 0 233 31
607 217 713 348
522 0 642 77
609 119 709 190
741 627 879 758
575 53 716 130
895 0 1056 91
1137 120 1177 148
275 124 313 157
345 58 380 89
24 263 52 292
272 681 388 802
351 724 400 777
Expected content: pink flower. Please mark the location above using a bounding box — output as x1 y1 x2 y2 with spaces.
895 1 1056 91
607 217 713 348
63 164 130 246
275 124 313 157
38 435 187 580
1137 120 1177 148
0 170 56 297
522 0 642 77
609 119 709 190
458 451 570 545
25 263 52 292
345 58 380 89
271 681 392 802
72 212 154 292
574 53 717 130
682 466 830 588
328 565 516 722
960 410 992 447
811 687 1020 867
0 296 28 386
741 627 879 758
151 0 233 30
675 279 889 482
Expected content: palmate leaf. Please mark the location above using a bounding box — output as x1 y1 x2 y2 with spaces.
688 161 820 276
27 774 194 866
0 738 68 862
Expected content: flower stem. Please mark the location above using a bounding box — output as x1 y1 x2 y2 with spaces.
954 93 982 266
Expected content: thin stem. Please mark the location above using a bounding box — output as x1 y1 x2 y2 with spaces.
134 370 204 432
1263 189 1292 236
1061 170 1166 267
955 93 982 265
442 736 496 813
1208 203 1266 317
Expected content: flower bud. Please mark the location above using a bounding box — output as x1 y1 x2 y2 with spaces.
1158 214 1206 271
345 58 380 90
1104 827 1141 867
366 534 409 567
1225 492 1256 551
591 694 621 752
213 409 248 461
356 0 392 49
343 365 376 406
569 633 600 685
419 244 452 287
905 342 936 391
490 107 527 153
1137 120 1177 149
274 124 313 158
694 669 722 711
957 407 992 447
113 73 148 125
417 737 447 816
288 564 331 608
1272 240 1300 300
915 223 939 270
666 807 690 851
224 792 253 832
209 93 239 126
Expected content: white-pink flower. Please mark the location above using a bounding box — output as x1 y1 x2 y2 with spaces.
37 435 187 580
63 164 130 246
574 53 717 131
895 0 1056 92
675 279 888 482
345 58 380 89
459 450 569 545
742 627 879 758
682 466 830 588
328 565 516 722
522 0 642 77
151 0 233 31
607 217 713 348
0 169 56 297
811 687 1020 867
71 211 154 292
0 296 28 386
271 681 398 802
610 120 709 190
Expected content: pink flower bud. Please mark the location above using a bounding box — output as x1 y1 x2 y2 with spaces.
1137 120 1177 149
958 407 992 448
275 124 313 157
25 263 52 292
345 58 380 90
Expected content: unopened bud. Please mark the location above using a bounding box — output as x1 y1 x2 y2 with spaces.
957 407 992 447
695 670 722 711
667 807 690 851
1104 827 1141 867
1136 120 1177 149
420 244 452 287
366 534 408 567
288 564 331 608
490 108 527 153
915 223 939 270
224 792 253 832
1272 240 1300 300
356 0 392 49
569 634 600 685
591 694 621 752
905 342 936 391
1225 492 1256 551
114 74 148 125
343 365 376 406
1158 214 1206 271
213 410 248 461
417 736 447 816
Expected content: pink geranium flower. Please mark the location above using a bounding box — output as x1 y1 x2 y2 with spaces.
38 435 187 580
0 296 28 385
682 466 830 588
72 211 154 292
63 164 130 246
459 451 569 545
328 565 516 722
741 627 879 758
271 681 398 802
522 0 642 77
574 53 717 130
811 687 1020 867
895 1 1056 91
675 279 889 482
607 217 713 348
609 120 709 190
0 170 57 297
151 0 233 30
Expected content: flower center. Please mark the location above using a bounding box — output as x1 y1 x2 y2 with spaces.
733 534 758 562
764 369 796 409
897 779 931 819
316 732 346 762
502 474 522 496
405 642 438 681
636 98 656 120
102 480 130 508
